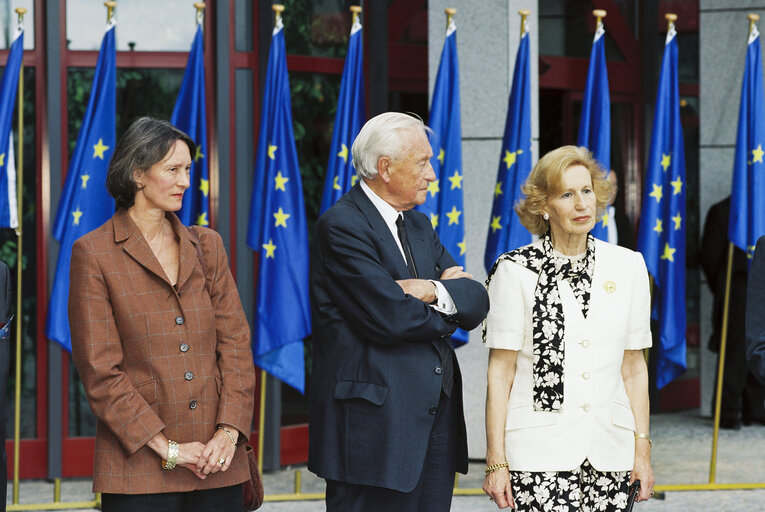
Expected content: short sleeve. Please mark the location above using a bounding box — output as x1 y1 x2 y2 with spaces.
485 259 527 351
625 251 653 350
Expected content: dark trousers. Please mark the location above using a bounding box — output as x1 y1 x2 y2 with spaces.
0 330 9 512
717 332 765 423
326 390 459 512
102 484 242 512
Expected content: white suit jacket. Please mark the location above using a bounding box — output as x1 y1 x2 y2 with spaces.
485 239 652 472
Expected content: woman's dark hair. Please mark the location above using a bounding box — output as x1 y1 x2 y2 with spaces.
105 117 196 209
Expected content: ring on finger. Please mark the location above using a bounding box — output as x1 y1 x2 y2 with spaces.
217 457 226 465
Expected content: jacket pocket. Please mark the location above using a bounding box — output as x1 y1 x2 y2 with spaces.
611 400 636 431
334 380 388 406
135 379 159 405
506 404 559 430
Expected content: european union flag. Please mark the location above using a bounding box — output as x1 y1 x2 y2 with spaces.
729 23 765 258
484 23 532 272
319 15 364 214
171 24 209 227
636 22 686 388
246 18 310 393
0 27 23 229
47 22 116 351
577 19 610 241
416 16 467 346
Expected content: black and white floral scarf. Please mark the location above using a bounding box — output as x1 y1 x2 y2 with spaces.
484 231 595 412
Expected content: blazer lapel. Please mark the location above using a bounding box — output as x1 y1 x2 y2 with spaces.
113 209 172 288
403 210 433 280
349 184 411 279
173 215 199 291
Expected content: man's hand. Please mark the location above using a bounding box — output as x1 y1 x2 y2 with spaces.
395 279 437 303
440 265 473 280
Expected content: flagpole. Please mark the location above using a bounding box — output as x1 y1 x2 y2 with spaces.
350 4 361 25
11 7 25 504
519 9 529 37
593 8 606 30
194 1 205 25
445 7 456 31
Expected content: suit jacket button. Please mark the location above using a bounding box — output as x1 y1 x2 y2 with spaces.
184 371 194 381
175 316 185 325
429 406 437 415
189 400 197 410
434 367 443 375
180 343 189 353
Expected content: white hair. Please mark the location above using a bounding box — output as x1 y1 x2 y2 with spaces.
351 112 432 180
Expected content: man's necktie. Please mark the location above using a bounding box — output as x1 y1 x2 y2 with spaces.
395 214 454 396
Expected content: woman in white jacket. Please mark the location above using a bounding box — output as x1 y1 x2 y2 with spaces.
483 146 654 511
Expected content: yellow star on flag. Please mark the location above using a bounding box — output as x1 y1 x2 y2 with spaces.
661 153 671 171
0 153 5 166
649 184 663 203
427 180 440 198
196 212 209 226
337 143 348 163
81 174 90 189
262 239 276 258
333 175 341 191
437 149 444 165
93 138 109 159
753 144 765 163
195 145 205 162
351 175 359 186
274 171 289 191
490 215 502 233
672 213 682 230
430 213 438 229
503 149 522 169
748 246 757 259
267 144 278 160
660 243 676 262
653 219 663 234
494 182 503 197
600 211 610 228
72 208 83 225
448 170 463 190
273 207 290 228
199 178 209 197
446 206 461 225
457 239 466 256
670 176 683 195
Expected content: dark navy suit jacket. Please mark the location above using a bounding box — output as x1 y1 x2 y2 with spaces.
308 184 489 492
747 236 765 383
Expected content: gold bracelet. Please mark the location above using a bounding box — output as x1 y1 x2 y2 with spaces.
218 425 238 447
634 432 653 446
161 440 178 470
485 461 509 476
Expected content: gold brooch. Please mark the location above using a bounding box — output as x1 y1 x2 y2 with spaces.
604 280 616 293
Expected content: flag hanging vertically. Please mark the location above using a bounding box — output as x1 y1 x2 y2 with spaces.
171 23 209 227
46 21 116 351
484 17 532 272
246 14 310 393
319 10 364 214
636 20 686 389
415 11 467 346
0 26 23 229
577 14 610 241
729 21 765 258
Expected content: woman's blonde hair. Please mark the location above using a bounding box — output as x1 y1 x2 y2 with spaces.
515 145 610 235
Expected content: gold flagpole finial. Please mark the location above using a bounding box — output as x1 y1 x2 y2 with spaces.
14 7 26 25
272 4 284 28
105 1 117 23
749 13 760 36
194 2 206 25
665 13 677 32
350 5 361 26
519 9 530 37
593 9 606 28
445 7 456 30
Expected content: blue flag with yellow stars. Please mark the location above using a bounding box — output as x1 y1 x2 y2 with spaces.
484 24 532 272
415 15 467 346
729 22 765 259
246 17 310 394
171 24 209 227
319 15 364 214
47 21 116 351
577 19 610 241
0 26 23 229
636 22 686 389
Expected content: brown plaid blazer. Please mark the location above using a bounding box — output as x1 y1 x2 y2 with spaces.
69 209 255 494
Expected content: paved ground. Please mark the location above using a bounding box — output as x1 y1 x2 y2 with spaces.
7 409 765 511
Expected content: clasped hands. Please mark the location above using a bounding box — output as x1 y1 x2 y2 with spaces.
395 265 472 302
151 425 238 480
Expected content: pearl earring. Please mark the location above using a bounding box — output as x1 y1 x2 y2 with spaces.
543 212 549 221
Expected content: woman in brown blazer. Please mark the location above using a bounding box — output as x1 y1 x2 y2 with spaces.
69 117 256 512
